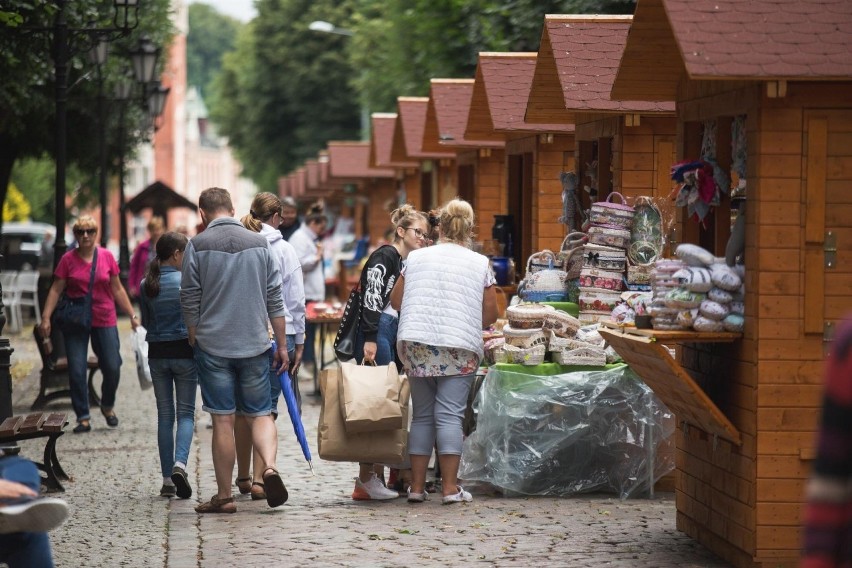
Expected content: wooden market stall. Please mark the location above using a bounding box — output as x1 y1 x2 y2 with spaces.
601 1 852 566
526 15 677 216
390 96 454 211
465 52 575 271
421 78 506 239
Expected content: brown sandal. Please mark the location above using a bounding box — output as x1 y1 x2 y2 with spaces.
235 477 252 495
262 467 288 508
194 495 236 514
250 481 266 501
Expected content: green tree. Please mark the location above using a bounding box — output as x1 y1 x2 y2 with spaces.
2 183 31 222
0 0 174 233
187 3 242 98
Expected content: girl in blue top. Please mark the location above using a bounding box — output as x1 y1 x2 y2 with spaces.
139 231 198 500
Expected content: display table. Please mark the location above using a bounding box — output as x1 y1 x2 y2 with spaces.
306 305 343 395
460 362 674 499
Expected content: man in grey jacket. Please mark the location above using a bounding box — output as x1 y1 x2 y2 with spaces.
181 187 290 513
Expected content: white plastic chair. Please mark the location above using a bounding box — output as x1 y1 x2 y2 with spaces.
1 271 21 332
15 270 41 324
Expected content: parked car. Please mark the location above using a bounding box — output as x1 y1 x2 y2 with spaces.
1 222 56 276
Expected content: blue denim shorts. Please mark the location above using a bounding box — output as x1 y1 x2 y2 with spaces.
195 346 272 416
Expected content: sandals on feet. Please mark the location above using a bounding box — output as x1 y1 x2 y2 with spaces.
235 477 252 495
194 495 236 514
250 482 266 501
261 467 288 508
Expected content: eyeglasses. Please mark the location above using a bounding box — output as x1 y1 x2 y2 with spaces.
405 227 427 240
74 228 97 236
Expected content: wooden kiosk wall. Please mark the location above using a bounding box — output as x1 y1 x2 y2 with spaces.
457 149 507 241
671 81 852 568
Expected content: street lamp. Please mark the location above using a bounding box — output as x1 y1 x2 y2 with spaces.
114 73 135 288
308 20 368 140
88 40 110 247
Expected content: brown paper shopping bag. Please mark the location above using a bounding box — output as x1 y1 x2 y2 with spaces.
338 361 407 433
317 368 409 463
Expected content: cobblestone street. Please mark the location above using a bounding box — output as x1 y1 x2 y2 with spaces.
7 320 732 567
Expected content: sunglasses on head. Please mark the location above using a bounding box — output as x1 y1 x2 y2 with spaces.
74 228 96 236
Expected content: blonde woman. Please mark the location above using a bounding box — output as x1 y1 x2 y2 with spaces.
40 216 139 432
390 199 498 504
348 204 430 500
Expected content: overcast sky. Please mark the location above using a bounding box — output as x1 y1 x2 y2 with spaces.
190 0 256 22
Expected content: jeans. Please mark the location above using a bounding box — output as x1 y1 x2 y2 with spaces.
64 326 122 423
354 313 399 368
0 456 54 568
150 358 198 478
408 373 474 456
195 346 272 416
269 335 296 416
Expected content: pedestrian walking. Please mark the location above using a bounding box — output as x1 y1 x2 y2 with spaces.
801 314 852 567
348 204 429 501
278 196 301 242
39 216 139 433
289 203 328 372
181 187 290 513
139 231 198 499
128 216 165 301
390 198 498 504
236 192 306 501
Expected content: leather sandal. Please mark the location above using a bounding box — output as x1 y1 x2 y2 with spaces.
194 495 236 514
235 477 252 495
250 481 266 501
261 467 288 508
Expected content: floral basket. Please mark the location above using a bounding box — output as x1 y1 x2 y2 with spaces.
518 251 570 302
542 310 582 338
506 303 554 330
582 244 627 272
579 268 625 291
590 192 634 229
578 288 622 313
588 224 631 249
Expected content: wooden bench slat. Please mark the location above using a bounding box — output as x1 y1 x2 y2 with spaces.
42 413 68 433
19 413 48 434
0 416 23 438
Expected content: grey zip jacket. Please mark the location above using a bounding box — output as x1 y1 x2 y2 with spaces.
181 217 286 358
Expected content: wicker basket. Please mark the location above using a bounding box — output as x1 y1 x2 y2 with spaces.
627 264 653 285
579 268 625 291
501 344 546 366
582 244 627 272
546 331 587 352
590 192 634 229
518 251 570 302
554 345 607 366
502 324 547 349
542 310 582 338
588 224 631 249
556 232 588 280
506 303 554 329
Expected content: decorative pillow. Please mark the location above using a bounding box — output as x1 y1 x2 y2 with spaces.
694 316 725 332
723 313 744 332
732 263 746 279
699 300 729 321
664 288 706 309
676 309 699 329
672 267 713 293
729 301 745 315
675 243 715 267
710 264 742 292
707 287 733 304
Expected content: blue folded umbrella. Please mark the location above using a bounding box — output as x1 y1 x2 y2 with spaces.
272 341 313 473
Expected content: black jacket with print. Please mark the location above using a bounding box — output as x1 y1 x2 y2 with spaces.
357 245 402 342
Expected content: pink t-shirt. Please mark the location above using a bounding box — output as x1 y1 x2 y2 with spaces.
55 247 120 328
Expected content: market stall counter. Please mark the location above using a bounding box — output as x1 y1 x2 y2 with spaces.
460 362 675 500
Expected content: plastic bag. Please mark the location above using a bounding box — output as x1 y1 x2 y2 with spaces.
459 364 674 499
131 326 152 390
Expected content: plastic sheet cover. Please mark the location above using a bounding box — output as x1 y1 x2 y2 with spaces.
459 364 674 499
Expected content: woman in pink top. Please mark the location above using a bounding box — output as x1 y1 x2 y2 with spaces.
39 216 139 433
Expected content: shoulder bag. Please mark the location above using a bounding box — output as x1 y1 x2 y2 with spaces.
333 284 363 361
54 248 98 333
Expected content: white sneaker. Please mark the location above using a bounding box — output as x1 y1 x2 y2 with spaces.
0 498 69 534
406 487 429 503
441 486 473 505
352 474 398 501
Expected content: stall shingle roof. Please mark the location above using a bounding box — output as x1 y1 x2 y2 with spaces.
423 79 504 150
612 0 852 100
391 97 454 162
370 113 417 168
328 141 395 180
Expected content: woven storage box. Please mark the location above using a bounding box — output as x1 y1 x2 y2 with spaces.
590 192 634 229
546 332 587 353
554 346 607 366
627 264 653 285
579 268 625 291
578 288 622 313
582 244 627 272
587 225 631 249
506 303 554 329
501 344 546 366
502 324 547 349
578 312 613 324
542 310 582 338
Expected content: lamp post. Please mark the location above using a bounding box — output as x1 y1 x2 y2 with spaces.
88 40 110 247
46 0 140 270
308 20 369 141
114 74 135 288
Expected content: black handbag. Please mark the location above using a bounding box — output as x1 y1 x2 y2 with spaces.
54 248 97 333
333 285 363 362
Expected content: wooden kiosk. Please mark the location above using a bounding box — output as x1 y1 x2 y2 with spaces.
601 1 852 566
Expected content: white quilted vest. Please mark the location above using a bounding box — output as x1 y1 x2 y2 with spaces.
397 243 488 358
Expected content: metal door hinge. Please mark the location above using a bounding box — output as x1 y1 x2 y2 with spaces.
825 231 837 268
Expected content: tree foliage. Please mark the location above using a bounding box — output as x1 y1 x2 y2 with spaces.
3 183 31 222
187 3 242 98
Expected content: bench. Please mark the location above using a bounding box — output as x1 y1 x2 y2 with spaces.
31 325 102 411
0 412 69 492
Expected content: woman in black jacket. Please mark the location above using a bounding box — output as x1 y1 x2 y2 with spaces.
350 204 429 501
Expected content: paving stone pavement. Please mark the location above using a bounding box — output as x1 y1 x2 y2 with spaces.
7 320 733 567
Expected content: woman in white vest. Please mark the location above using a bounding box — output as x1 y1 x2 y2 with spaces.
390 198 498 505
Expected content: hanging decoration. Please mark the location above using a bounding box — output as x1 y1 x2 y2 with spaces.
670 120 731 224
